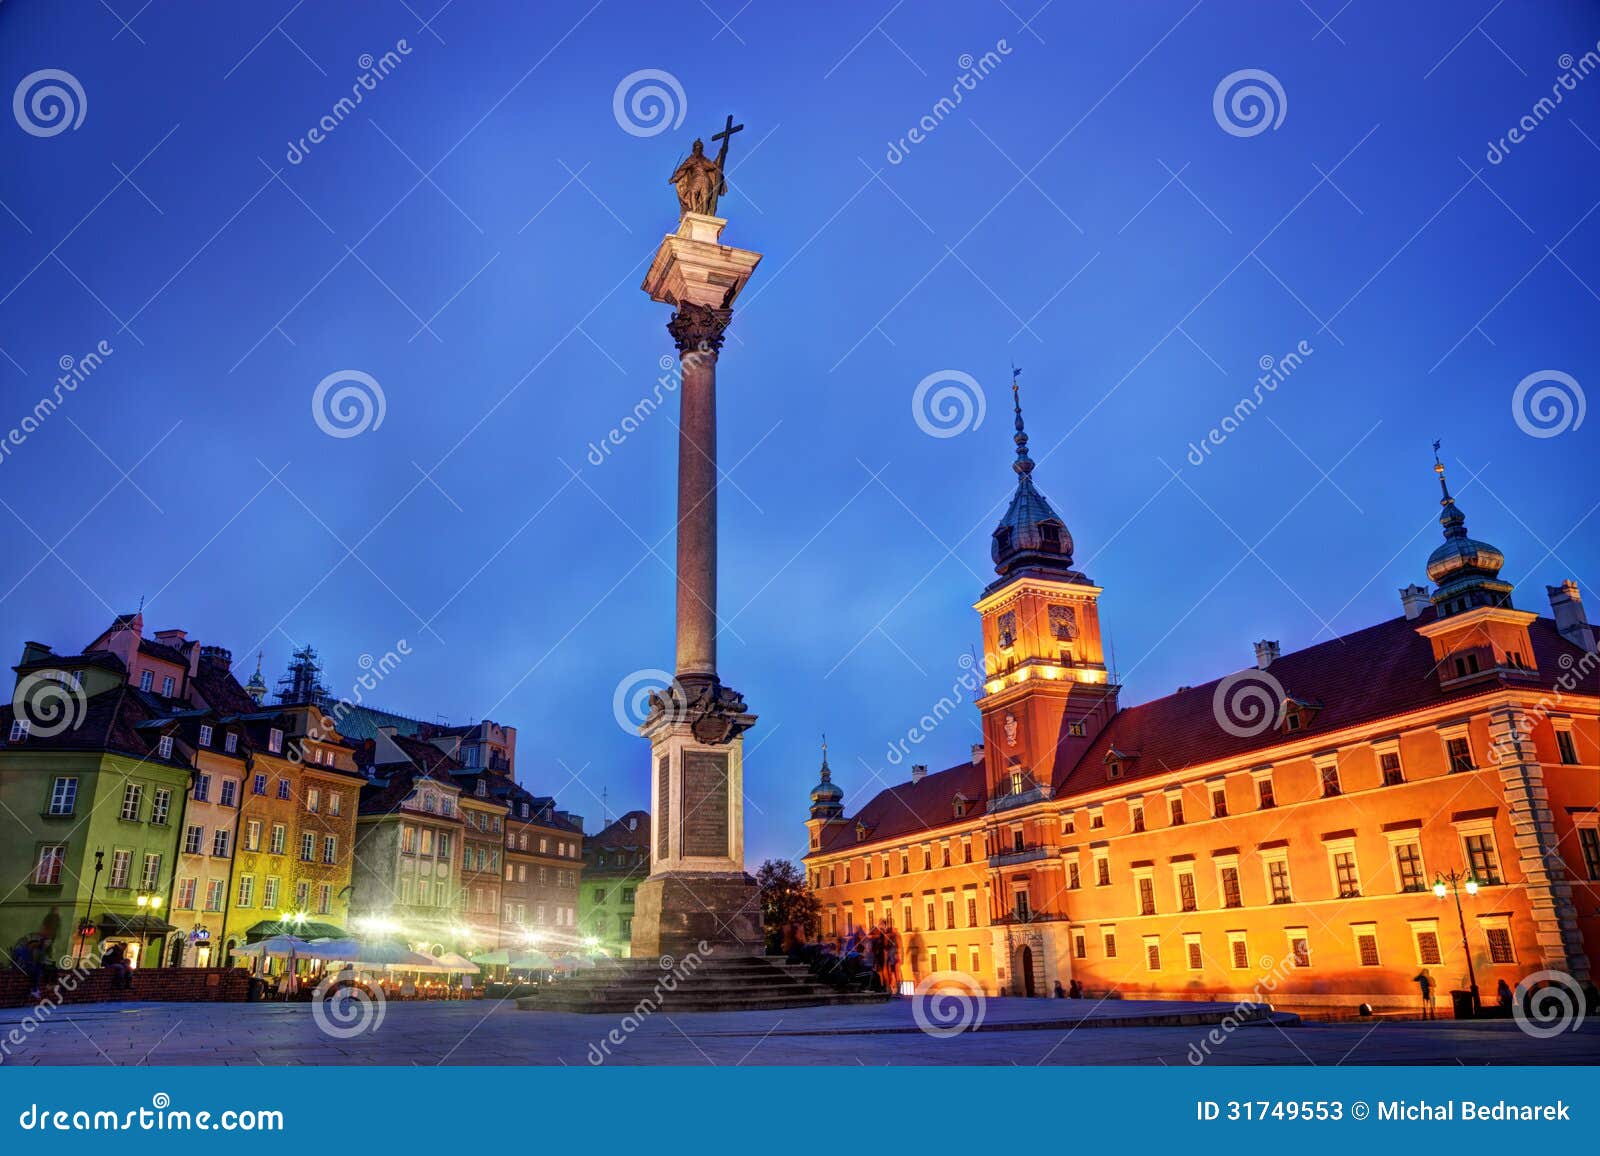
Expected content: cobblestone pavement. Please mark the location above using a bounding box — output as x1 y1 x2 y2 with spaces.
1 998 1597 1066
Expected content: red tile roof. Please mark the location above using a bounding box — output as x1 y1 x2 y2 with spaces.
812 613 1595 856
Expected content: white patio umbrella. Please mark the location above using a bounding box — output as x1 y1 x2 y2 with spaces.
509 949 554 970
432 951 480 974
232 934 314 957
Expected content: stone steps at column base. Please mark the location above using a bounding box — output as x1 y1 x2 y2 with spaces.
515 954 891 1014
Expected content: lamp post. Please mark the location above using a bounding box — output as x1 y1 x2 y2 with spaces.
135 892 164 970
75 849 105 965
1433 868 1481 1015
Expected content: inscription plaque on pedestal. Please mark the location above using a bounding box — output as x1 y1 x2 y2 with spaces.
681 749 730 858
656 754 671 861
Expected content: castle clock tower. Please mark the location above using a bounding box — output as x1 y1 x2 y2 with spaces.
975 373 1119 811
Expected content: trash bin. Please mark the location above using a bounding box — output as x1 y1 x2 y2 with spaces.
1450 989 1476 1019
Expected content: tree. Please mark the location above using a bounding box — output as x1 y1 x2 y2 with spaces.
755 858 820 951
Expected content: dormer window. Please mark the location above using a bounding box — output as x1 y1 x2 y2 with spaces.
1453 654 1480 678
476 780 487 797
855 823 868 843
1039 523 1061 553
995 527 1012 555
952 796 968 818
1106 760 1122 780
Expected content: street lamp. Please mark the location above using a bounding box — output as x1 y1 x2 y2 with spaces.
136 892 164 968
75 850 105 965
1433 868 1481 1015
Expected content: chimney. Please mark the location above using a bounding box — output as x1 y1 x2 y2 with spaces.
1547 580 1594 651
154 629 187 646
910 763 928 784
1400 584 1430 621
970 743 985 766
374 725 408 766
1253 639 1281 669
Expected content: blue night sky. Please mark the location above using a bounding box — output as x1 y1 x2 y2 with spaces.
1 1 1596 867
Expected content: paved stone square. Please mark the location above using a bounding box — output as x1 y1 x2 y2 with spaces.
2 997 1597 1066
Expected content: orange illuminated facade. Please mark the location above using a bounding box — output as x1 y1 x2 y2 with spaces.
805 392 1598 1008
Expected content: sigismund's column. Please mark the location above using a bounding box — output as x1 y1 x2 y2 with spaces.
632 122 763 958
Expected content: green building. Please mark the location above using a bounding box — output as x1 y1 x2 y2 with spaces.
1 640 194 968
579 809 650 958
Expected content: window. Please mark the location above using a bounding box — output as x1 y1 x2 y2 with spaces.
263 876 280 910
329 791 342 817
244 820 261 851
1393 839 1427 892
1446 736 1475 773
1462 832 1502 884
1219 864 1242 908
162 675 175 696
1176 869 1197 912
122 783 147 822
1256 774 1275 809
1012 890 1031 921
1102 926 1118 958
1211 787 1227 818
1287 930 1310 968
1453 653 1480 679
34 845 66 885
1184 934 1203 970
1379 750 1404 786
268 728 283 753
965 893 977 926
1130 804 1145 833
1168 795 1184 825
1068 861 1081 889
1484 924 1516 964
1136 873 1156 916
1011 828 1025 853
8 718 28 742
1412 924 1443 965
1580 828 1600 881
277 779 290 800
943 896 955 928
1143 936 1161 971
1330 849 1360 898
323 835 337 865
1095 853 1111 887
183 825 203 855
225 732 238 754
300 833 315 862
1089 809 1104 831
1073 930 1087 959
48 776 78 816
237 874 255 907
204 880 225 911
193 774 211 802
139 671 153 691
150 787 170 826
269 823 286 855
1556 730 1579 765
253 773 267 795
219 779 236 807
211 828 230 857
317 884 332 915
109 849 131 888
306 788 320 813
1265 856 1293 903
1354 925 1380 967
1318 761 1341 798
1227 931 1249 969
176 878 196 909
157 735 174 759
294 881 309 909
199 724 213 747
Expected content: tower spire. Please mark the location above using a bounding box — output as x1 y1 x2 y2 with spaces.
1011 364 1034 477
1433 439 1467 540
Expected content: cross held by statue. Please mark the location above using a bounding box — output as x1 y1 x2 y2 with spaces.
712 114 743 156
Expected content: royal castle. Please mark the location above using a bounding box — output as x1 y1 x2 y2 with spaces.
804 384 1597 1008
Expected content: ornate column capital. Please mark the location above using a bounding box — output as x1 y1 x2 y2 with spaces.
667 303 732 356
